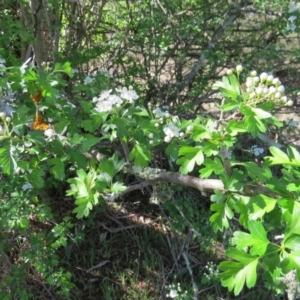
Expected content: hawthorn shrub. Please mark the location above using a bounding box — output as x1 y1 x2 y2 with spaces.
0 59 300 299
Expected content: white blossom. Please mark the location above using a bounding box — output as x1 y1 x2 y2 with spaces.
288 120 299 128
164 136 171 143
44 128 56 138
272 78 281 86
72 68 79 74
83 75 94 85
260 72 268 82
277 85 285 93
167 289 179 298
274 92 281 99
117 86 139 103
98 89 112 101
95 100 114 113
236 65 243 72
22 182 33 191
153 107 166 118
163 123 180 140
251 145 264 156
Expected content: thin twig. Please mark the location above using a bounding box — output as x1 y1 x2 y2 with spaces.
182 251 199 300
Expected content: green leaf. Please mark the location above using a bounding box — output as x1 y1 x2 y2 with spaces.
233 162 271 182
220 170 244 191
47 158 65 180
81 134 101 152
232 221 270 255
244 115 266 136
265 146 300 167
177 146 204 174
111 181 127 193
284 234 300 252
210 202 233 231
81 120 95 133
166 143 179 161
287 180 300 192
67 169 99 218
212 75 241 100
0 144 18 175
129 144 151 167
286 201 300 237
247 195 277 220
266 146 290 165
200 157 224 178
28 169 45 188
251 107 272 119
226 120 247 136
112 117 128 141
53 62 72 77
70 133 85 145
219 248 259 295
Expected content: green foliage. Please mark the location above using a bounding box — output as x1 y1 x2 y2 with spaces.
1 1 300 296
0 58 297 297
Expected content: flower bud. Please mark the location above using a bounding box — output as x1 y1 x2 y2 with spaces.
274 92 281 99
44 128 55 138
286 100 294 106
277 85 285 93
164 136 171 143
253 76 260 83
246 78 253 88
5 117 11 123
260 72 268 82
236 65 243 72
0 112 6 119
281 96 288 102
268 86 277 94
272 78 281 86
227 69 233 75
250 70 257 77
255 87 263 95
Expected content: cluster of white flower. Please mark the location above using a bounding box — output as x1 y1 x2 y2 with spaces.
163 122 181 143
239 68 293 106
83 75 95 85
152 105 170 119
251 145 264 156
287 4 300 32
93 86 138 113
278 270 300 300
204 261 219 281
22 182 33 191
165 283 188 299
288 120 299 129
0 57 6 75
117 86 139 103
97 67 113 78
148 104 183 143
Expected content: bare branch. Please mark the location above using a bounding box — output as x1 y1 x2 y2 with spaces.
179 0 252 91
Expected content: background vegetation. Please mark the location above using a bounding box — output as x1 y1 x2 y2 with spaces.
1 0 300 299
